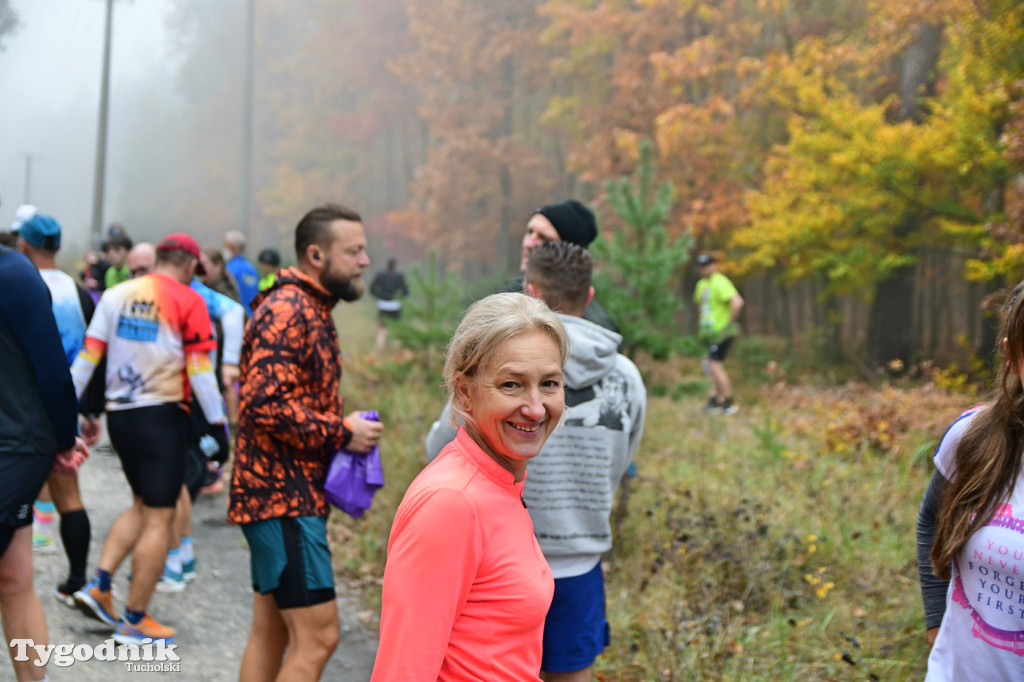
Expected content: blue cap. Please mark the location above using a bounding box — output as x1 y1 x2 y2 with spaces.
15 214 62 250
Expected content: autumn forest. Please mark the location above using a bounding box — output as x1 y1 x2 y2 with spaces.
123 0 1024 369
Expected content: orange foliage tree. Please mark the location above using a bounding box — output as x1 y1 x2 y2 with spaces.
391 0 565 277
538 0 869 248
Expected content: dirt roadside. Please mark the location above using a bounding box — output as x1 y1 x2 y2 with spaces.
31 434 379 681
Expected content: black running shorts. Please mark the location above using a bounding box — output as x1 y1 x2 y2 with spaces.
107 403 188 508
708 336 735 362
0 452 55 556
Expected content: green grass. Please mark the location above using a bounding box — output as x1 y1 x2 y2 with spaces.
329 301 962 680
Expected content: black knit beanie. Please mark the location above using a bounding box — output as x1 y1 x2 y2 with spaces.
536 200 598 248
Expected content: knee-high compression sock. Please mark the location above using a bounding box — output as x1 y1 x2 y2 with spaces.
60 508 91 580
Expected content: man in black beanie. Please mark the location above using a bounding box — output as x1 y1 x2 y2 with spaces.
499 200 619 334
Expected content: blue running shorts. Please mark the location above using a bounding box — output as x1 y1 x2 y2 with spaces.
541 560 610 673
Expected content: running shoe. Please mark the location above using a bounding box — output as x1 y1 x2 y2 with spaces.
73 580 118 626
154 567 186 593
719 398 739 415
114 614 176 646
182 558 197 582
32 532 56 554
55 575 86 608
702 398 722 414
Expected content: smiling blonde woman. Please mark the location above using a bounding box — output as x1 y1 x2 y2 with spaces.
372 293 568 681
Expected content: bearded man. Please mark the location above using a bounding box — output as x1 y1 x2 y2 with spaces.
228 204 384 681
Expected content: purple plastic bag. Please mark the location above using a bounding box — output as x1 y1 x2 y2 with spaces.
324 410 383 518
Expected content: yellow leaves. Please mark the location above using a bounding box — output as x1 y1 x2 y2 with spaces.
803 565 834 599
650 36 723 83
726 1 1022 289
694 3 720 24
542 95 583 131
965 243 1024 284
612 129 641 164
932 363 979 397
757 0 789 16
735 79 984 292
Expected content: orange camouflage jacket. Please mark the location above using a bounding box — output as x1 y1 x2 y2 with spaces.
227 266 353 524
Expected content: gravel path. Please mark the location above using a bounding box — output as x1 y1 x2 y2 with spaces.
32 435 378 681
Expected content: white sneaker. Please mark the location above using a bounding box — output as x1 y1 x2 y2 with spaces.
32 532 56 554
154 568 186 593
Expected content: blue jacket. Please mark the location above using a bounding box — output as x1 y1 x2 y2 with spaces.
226 254 260 315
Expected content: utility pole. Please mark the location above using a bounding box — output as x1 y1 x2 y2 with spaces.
22 153 33 204
90 0 114 249
237 0 254 237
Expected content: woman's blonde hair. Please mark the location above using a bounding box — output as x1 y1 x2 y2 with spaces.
443 293 569 424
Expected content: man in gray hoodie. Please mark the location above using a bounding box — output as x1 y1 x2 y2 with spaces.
426 241 646 681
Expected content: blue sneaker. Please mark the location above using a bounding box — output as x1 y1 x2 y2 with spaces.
182 558 196 582
114 614 176 645
73 580 117 626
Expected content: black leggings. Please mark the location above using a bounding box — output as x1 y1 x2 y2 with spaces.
108 404 188 508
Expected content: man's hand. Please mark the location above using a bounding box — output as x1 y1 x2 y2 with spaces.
927 626 939 650
346 411 384 453
208 422 231 464
221 363 240 390
54 437 90 475
81 416 102 445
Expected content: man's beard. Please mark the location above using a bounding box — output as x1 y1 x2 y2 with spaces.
320 267 363 302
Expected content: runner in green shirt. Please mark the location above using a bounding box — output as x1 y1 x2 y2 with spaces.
693 253 744 414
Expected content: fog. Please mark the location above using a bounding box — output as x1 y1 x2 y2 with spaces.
0 0 184 256
0 0 426 271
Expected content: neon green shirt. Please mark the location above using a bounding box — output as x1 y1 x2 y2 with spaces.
104 264 131 290
694 271 739 337
258 272 276 292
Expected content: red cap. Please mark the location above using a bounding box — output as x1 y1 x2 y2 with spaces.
157 232 206 275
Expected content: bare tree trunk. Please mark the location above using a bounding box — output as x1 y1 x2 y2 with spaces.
499 55 516 274
898 24 943 124
865 22 942 370
866 265 916 369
